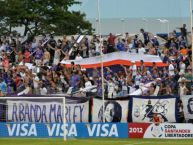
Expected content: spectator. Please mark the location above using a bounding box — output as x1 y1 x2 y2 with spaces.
107 33 116 53
140 28 150 45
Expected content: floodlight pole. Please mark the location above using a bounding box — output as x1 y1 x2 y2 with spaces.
96 18 99 35
97 0 105 122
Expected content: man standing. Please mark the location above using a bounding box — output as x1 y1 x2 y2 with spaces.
177 24 187 45
140 28 150 46
107 33 116 53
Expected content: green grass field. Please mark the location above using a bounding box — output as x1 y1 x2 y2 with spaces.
0 138 193 145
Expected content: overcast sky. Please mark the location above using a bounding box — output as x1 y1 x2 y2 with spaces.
70 0 191 19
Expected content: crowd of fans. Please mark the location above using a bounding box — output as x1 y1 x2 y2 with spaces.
0 25 192 102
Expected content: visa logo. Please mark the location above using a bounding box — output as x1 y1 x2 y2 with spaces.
46 124 77 137
7 124 37 136
87 124 118 137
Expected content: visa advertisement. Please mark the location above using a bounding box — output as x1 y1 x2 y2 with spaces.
1 122 193 139
0 123 128 138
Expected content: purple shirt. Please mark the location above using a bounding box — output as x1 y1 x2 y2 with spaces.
70 74 80 88
35 50 43 59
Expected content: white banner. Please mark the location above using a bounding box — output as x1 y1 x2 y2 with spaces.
144 123 193 139
7 99 89 123
92 98 129 122
61 51 163 65
131 96 177 123
182 95 193 120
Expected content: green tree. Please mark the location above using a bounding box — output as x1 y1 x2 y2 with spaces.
0 0 93 36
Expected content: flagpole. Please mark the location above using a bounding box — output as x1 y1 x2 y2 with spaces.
190 0 193 95
97 0 105 122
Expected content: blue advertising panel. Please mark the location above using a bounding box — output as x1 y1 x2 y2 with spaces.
0 123 128 138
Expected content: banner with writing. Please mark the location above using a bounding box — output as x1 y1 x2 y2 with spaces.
7 97 89 123
129 96 178 123
92 98 129 122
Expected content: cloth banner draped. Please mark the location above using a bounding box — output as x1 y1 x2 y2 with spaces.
129 96 178 123
6 97 89 123
60 52 167 68
182 95 193 121
92 98 129 122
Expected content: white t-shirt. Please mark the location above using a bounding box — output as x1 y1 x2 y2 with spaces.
179 85 187 97
169 64 175 76
180 63 186 74
108 82 116 92
128 86 136 94
75 55 83 61
135 74 141 86
85 81 92 88
95 42 100 53
40 87 47 95
138 47 146 54
130 65 137 76
178 77 186 83
33 76 39 89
